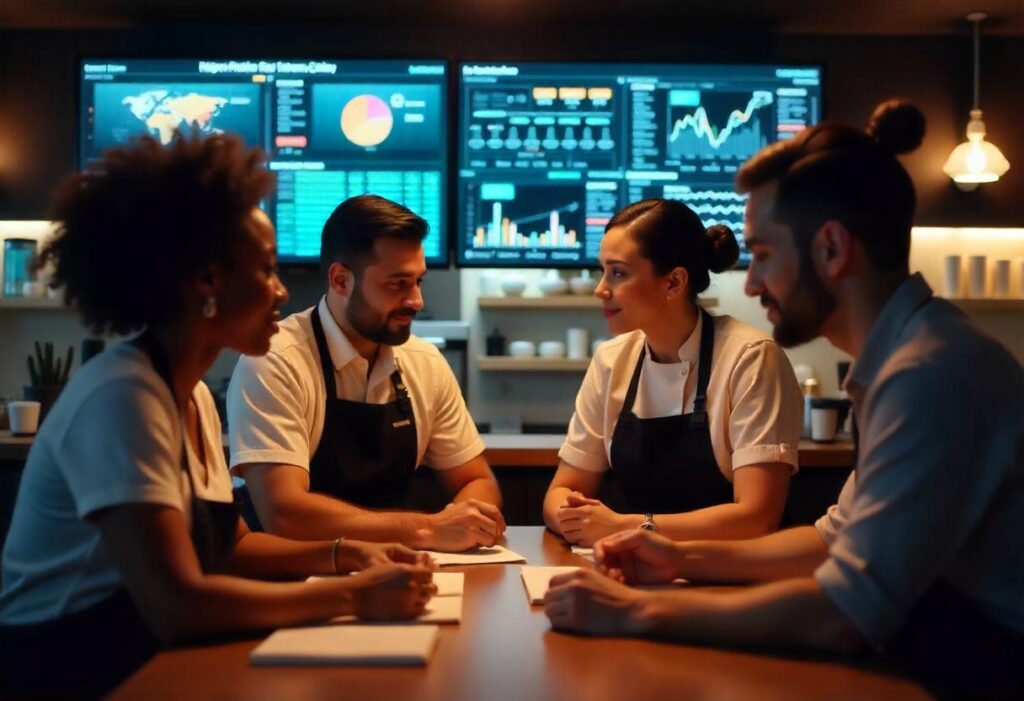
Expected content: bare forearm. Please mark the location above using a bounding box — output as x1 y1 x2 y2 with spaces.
157 578 355 642
644 502 780 542
638 578 861 653
227 532 335 580
451 476 502 507
543 487 573 533
267 492 430 546
675 526 829 584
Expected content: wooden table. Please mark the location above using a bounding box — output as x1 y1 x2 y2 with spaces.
109 527 931 701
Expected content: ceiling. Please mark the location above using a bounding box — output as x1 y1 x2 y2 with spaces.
2 0 1023 34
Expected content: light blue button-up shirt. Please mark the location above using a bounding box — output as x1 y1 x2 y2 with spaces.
814 273 1024 648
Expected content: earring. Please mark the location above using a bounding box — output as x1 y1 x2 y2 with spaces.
202 295 218 319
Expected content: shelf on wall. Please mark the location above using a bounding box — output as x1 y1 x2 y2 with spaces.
478 296 718 310
477 356 591 372
0 297 68 311
945 298 1024 312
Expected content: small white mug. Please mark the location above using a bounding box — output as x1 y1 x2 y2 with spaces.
810 407 838 443
8 400 41 435
566 328 589 359
943 255 962 298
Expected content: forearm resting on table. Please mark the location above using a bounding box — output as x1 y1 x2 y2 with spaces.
261 489 432 545
450 475 502 506
155 576 357 642
543 486 576 533
227 528 338 580
676 526 830 584
642 501 779 542
638 577 863 653
243 463 432 546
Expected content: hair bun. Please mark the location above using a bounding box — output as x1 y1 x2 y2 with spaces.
705 224 739 273
866 100 926 155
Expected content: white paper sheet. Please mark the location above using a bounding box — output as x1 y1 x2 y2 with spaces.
250 625 439 666
307 571 464 597
329 595 462 625
422 545 527 567
570 546 594 562
520 566 581 604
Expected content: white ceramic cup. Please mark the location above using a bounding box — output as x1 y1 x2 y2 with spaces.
810 407 839 443
968 255 987 298
993 259 1011 298
943 255 962 298
508 340 536 358
538 341 566 358
566 328 589 359
8 400 41 435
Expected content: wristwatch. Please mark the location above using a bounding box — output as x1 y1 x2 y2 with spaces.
639 513 657 532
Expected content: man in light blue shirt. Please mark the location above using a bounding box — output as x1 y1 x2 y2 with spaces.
542 101 1024 701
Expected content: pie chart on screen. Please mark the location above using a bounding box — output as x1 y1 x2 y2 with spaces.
340 94 394 147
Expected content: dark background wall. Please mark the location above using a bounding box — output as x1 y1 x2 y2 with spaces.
0 23 1021 230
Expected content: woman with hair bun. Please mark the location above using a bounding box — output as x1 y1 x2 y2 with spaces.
543 198 802 546
0 134 435 700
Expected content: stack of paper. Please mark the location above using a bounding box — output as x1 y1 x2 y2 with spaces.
570 546 594 562
330 595 462 624
423 545 527 567
251 625 439 666
520 566 581 604
307 572 464 597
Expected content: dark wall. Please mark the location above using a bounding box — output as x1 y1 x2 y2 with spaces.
1 24 1021 227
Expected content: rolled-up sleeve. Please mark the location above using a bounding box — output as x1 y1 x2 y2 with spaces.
726 341 802 472
424 360 485 470
813 363 981 647
227 352 311 471
559 356 611 472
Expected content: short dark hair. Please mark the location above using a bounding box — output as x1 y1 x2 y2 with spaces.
38 134 274 336
319 195 427 273
606 198 739 301
736 100 925 272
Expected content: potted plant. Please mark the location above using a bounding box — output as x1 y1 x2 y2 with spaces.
25 341 73 422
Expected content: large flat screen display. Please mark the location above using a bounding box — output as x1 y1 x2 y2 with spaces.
80 58 449 266
456 62 821 268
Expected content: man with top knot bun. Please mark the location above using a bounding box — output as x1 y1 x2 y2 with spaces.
542 101 1023 700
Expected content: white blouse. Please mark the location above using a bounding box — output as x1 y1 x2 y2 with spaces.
558 313 803 481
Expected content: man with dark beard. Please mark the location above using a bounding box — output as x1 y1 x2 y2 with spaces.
228 195 505 552
542 101 1023 701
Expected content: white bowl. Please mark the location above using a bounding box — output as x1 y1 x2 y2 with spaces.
538 341 566 358
569 275 598 295
501 276 527 297
538 273 569 296
508 340 536 358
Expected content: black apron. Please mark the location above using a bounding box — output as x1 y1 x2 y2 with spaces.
608 309 734 514
0 333 240 700
308 306 419 509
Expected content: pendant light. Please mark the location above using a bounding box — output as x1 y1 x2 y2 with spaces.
942 12 1010 190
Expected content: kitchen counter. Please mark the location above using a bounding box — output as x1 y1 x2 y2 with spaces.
2 430 854 468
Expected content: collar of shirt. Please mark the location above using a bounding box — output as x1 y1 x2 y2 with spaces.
316 296 398 389
643 308 703 368
844 273 933 405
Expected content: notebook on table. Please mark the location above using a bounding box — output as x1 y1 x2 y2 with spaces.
250 625 440 666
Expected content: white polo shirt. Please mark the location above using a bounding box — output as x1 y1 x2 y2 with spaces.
559 313 802 480
0 343 232 625
227 297 484 473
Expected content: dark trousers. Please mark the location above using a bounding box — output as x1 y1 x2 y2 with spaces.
0 590 160 700
887 581 1024 701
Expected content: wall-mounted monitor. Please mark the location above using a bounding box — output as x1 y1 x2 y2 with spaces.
456 62 822 268
80 58 450 266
